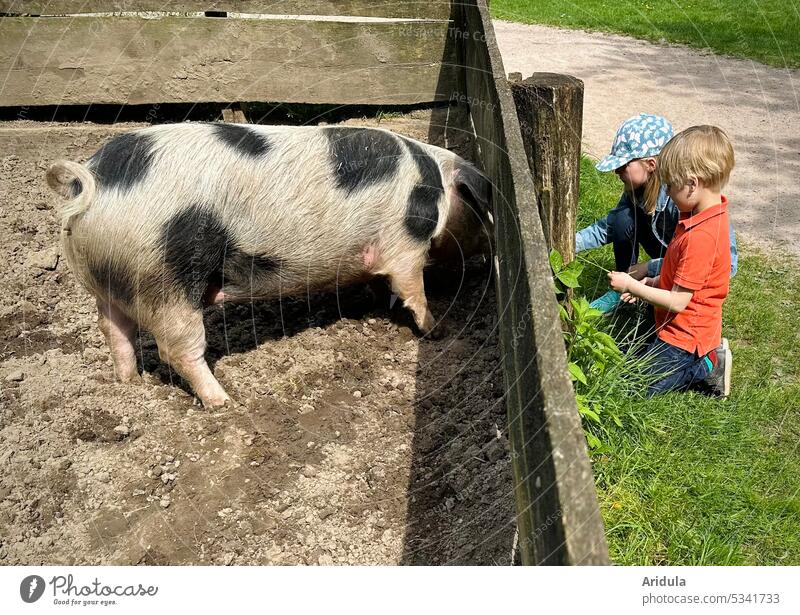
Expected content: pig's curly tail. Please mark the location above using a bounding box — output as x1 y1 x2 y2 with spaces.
46 160 96 230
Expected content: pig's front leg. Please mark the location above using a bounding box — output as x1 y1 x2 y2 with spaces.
388 261 439 337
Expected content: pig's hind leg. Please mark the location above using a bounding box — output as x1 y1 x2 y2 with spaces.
96 298 140 382
151 304 231 408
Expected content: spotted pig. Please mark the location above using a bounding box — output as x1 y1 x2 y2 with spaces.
46 123 492 408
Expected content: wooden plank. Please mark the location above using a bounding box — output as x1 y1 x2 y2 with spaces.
0 15 457 106
221 102 247 123
460 0 609 565
0 1 453 19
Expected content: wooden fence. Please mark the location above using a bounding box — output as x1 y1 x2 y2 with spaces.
459 0 609 565
0 0 457 106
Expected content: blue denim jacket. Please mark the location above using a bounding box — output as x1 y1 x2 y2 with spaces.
576 185 739 278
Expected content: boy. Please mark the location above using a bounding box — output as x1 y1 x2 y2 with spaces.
607 125 734 397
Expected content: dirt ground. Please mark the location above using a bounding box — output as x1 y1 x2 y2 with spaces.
494 20 800 256
0 109 516 565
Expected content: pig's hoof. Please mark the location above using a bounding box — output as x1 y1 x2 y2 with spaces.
114 369 142 383
201 395 233 409
422 323 447 340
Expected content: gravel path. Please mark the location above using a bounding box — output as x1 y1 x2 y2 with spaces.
494 20 800 256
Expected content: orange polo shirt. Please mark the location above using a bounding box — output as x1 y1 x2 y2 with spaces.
655 196 731 357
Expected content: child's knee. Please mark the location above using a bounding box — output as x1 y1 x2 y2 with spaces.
608 208 636 241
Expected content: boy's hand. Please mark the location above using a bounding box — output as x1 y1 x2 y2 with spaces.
620 292 638 304
608 271 636 293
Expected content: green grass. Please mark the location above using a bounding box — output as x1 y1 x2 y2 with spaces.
491 0 800 68
576 158 800 564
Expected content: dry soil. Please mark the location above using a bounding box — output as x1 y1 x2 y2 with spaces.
0 109 516 565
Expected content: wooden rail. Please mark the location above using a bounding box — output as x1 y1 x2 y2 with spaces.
0 1 457 106
0 1 452 19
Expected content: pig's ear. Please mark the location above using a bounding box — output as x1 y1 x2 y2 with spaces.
454 162 491 214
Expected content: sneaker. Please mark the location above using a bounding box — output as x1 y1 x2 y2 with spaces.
704 338 732 397
589 290 622 313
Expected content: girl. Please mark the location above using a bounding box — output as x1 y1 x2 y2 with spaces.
577 113 738 313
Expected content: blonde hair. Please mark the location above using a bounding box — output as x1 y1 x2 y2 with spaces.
657 125 735 191
642 163 661 215
624 158 661 215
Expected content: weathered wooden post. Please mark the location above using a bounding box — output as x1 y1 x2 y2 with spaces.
509 72 584 265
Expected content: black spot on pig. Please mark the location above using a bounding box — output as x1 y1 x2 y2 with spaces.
88 259 136 305
212 124 272 158
161 204 282 308
88 132 156 192
325 127 401 195
402 138 442 241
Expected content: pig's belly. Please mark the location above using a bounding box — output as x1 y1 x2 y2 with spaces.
209 250 372 305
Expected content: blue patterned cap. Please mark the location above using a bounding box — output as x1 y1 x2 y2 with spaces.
596 113 674 172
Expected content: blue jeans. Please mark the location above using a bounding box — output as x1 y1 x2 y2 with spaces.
608 201 676 272
639 338 711 397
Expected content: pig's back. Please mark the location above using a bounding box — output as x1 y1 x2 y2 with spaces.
68 123 428 304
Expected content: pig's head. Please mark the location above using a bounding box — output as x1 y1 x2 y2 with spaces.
430 156 494 264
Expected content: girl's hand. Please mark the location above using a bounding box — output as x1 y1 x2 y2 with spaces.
608 271 635 293
620 292 638 304
627 261 649 280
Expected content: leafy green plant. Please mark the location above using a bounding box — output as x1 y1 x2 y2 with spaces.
549 248 583 295
561 296 625 449
550 249 626 449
